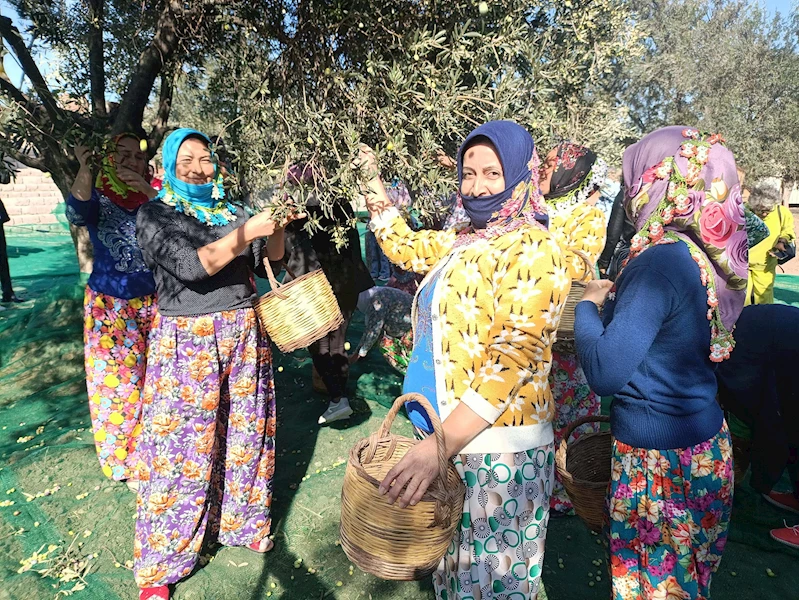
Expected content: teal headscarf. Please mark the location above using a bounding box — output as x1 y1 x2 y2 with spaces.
158 128 226 208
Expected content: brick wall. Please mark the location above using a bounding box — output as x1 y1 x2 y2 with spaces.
0 160 64 227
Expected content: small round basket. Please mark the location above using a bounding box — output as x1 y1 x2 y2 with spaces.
555 415 612 533
340 393 465 581
254 260 343 353
556 250 594 343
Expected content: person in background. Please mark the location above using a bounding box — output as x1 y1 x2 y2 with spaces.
67 132 158 489
383 178 425 293
365 185 393 281
539 141 608 514
716 303 799 550
133 129 298 600
576 127 746 600
0 195 22 303
350 285 413 374
746 183 795 305
598 188 635 280
282 166 374 425
361 120 568 600
599 166 622 218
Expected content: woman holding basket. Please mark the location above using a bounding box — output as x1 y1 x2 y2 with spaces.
575 127 744 600
359 120 569 600
133 128 302 600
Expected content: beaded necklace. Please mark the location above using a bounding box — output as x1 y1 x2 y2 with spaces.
159 178 238 227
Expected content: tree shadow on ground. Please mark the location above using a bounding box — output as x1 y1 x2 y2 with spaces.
6 244 44 257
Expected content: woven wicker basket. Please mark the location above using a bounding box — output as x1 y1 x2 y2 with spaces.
254 260 343 353
556 250 595 341
555 415 611 533
340 393 465 581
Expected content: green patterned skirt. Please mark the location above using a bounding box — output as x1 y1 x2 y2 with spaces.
433 443 555 600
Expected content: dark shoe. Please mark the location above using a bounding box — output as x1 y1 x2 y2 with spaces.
1 293 23 303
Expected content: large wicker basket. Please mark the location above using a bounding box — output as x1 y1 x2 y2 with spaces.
340 393 465 581
555 415 611 532
254 260 343 353
556 250 595 341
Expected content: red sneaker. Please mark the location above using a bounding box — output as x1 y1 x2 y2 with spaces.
770 523 799 549
763 491 799 515
139 586 169 600
247 538 275 553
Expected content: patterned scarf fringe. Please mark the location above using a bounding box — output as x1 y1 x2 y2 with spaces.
545 157 609 218
159 176 238 227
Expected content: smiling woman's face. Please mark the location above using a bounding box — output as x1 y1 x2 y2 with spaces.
460 141 505 197
114 136 148 177
175 137 215 184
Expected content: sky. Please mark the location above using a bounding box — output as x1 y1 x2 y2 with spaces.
1 0 797 92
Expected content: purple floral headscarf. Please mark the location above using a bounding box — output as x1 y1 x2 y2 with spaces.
622 126 747 362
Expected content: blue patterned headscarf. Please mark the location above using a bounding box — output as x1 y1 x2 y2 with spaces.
456 120 548 231
158 128 225 208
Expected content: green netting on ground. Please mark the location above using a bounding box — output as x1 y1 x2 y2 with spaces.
0 233 797 600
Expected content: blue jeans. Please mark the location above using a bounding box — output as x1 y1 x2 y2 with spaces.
366 229 391 279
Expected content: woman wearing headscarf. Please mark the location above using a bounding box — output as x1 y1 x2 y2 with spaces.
133 129 300 600
360 120 569 600
67 133 158 487
575 127 746 600
746 183 795 305
539 142 608 513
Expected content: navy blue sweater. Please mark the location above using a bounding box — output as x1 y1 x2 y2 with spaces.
575 242 722 450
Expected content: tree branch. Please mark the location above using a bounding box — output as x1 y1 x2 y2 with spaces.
112 0 184 134
0 75 39 116
148 65 177 151
87 0 107 119
0 16 63 127
0 144 48 171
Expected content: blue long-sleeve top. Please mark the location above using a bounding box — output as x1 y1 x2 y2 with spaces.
66 189 156 299
575 242 722 450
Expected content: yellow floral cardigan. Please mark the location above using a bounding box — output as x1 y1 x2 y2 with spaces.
548 202 607 280
370 207 570 453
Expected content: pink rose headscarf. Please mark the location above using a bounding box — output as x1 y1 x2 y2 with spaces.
622 126 747 362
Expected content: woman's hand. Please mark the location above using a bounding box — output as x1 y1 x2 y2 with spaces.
353 144 379 180
247 209 306 241
116 166 157 198
582 279 614 307
354 145 392 217
74 145 93 169
245 211 279 240
768 239 788 258
275 209 307 230
378 435 440 508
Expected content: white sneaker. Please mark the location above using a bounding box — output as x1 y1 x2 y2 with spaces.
318 397 353 425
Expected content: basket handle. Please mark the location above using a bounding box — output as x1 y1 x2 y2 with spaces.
375 393 448 476
570 249 596 282
559 414 609 457
562 414 608 441
366 393 456 527
261 258 287 300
